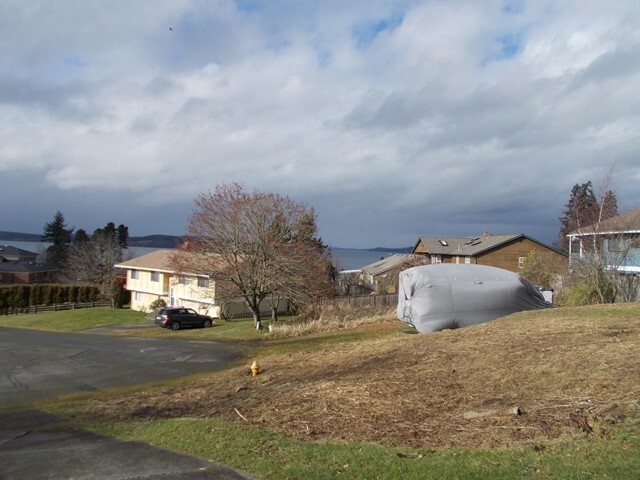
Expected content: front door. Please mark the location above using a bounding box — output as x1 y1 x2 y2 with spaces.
169 287 175 306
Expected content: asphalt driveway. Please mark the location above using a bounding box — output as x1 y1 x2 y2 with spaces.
0 326 257 479
0 326 240 405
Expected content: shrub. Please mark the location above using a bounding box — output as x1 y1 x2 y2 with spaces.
110 279 129 308
148 298 167 311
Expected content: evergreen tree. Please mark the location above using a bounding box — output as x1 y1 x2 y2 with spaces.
600 190 618 220
557 181 619 251
117 224 129 249
74 228 90 244
42 211 73 266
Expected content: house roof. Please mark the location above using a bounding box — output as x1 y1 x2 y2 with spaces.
569 207 640 236
0 245 38 259
413 234 566 257
361 254 420 276
115 249 215 277
0 261 58 273
115 249 177 273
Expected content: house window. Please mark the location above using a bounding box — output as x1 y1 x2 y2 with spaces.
150 272 160 282
431 255 442 264
179 275 188 285
130 269 139 280
134 292 144 301
464 256 471 264
455 256 460 264
198 277 209 288
519 257 526 269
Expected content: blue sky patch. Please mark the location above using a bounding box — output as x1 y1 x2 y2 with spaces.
502 0 525 15
352 13 404 49
480 32 524 66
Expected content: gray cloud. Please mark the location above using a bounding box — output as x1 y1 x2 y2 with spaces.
1 0 639 248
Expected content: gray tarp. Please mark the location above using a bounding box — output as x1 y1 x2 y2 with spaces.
397 264 551 333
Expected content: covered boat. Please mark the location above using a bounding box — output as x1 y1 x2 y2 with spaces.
397 264 551 333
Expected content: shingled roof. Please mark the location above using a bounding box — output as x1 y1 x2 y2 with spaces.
0 262 58 273
115 249 177 273
569 207 640 236
0 245 38 261
361 254 420 276
413 234 565 257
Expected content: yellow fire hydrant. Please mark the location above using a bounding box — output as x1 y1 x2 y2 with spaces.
251 360 260 376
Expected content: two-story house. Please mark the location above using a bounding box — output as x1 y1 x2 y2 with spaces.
115 250 218 314
411 233 568 273
115 249 288 317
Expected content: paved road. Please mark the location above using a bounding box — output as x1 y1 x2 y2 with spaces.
0 326 240 405
0 326 258 480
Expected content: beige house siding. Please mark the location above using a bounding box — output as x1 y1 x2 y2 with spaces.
116 250 288 317
126 269 218 313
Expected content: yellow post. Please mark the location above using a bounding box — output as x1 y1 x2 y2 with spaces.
251 360 260 376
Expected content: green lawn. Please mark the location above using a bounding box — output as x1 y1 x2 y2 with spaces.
0 307 147 332
0 307 370 347
69 417 640 480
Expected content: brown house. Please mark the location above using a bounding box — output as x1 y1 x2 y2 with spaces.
0 261 59 284
411 233 567 274
0 245 58 284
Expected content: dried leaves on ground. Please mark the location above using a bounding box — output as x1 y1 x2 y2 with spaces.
73 304 640 449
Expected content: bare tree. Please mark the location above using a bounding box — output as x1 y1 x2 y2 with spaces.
175 183 333 328
63 231 125 305
565 168 639 304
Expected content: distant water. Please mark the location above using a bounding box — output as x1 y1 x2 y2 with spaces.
329 248 395 271
3 240 392 271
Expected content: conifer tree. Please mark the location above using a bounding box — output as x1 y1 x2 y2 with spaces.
557 181 619 251
42 211 73 266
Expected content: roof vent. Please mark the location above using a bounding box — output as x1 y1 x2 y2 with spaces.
439 240 448 246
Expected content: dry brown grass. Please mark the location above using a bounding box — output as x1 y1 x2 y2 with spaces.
68 303 640 449
268 304 394 338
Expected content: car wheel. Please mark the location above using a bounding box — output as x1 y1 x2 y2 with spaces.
170 321 180 331
202 319 212 328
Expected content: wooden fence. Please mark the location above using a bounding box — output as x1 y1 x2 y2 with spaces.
325 294 398 308
0 300 111 316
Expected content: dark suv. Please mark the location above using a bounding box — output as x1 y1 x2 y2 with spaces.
155 307 213 330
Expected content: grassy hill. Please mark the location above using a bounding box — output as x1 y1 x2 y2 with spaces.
40 303 640 478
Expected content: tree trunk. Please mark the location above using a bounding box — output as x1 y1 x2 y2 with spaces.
271 307 278 324
252 311 262 329
249 298 262 329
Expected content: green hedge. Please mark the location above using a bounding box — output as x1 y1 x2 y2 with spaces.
0 284 101 309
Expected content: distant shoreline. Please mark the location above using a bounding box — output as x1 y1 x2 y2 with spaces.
0 231 412 253
0 231 180 249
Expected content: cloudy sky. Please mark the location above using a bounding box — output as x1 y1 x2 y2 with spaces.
1 0 639 248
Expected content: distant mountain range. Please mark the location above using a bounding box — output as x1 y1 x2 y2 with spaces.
0 231 412 252
0 231 181 248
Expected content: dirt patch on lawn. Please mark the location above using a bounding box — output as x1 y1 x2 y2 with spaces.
75 304 640 449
